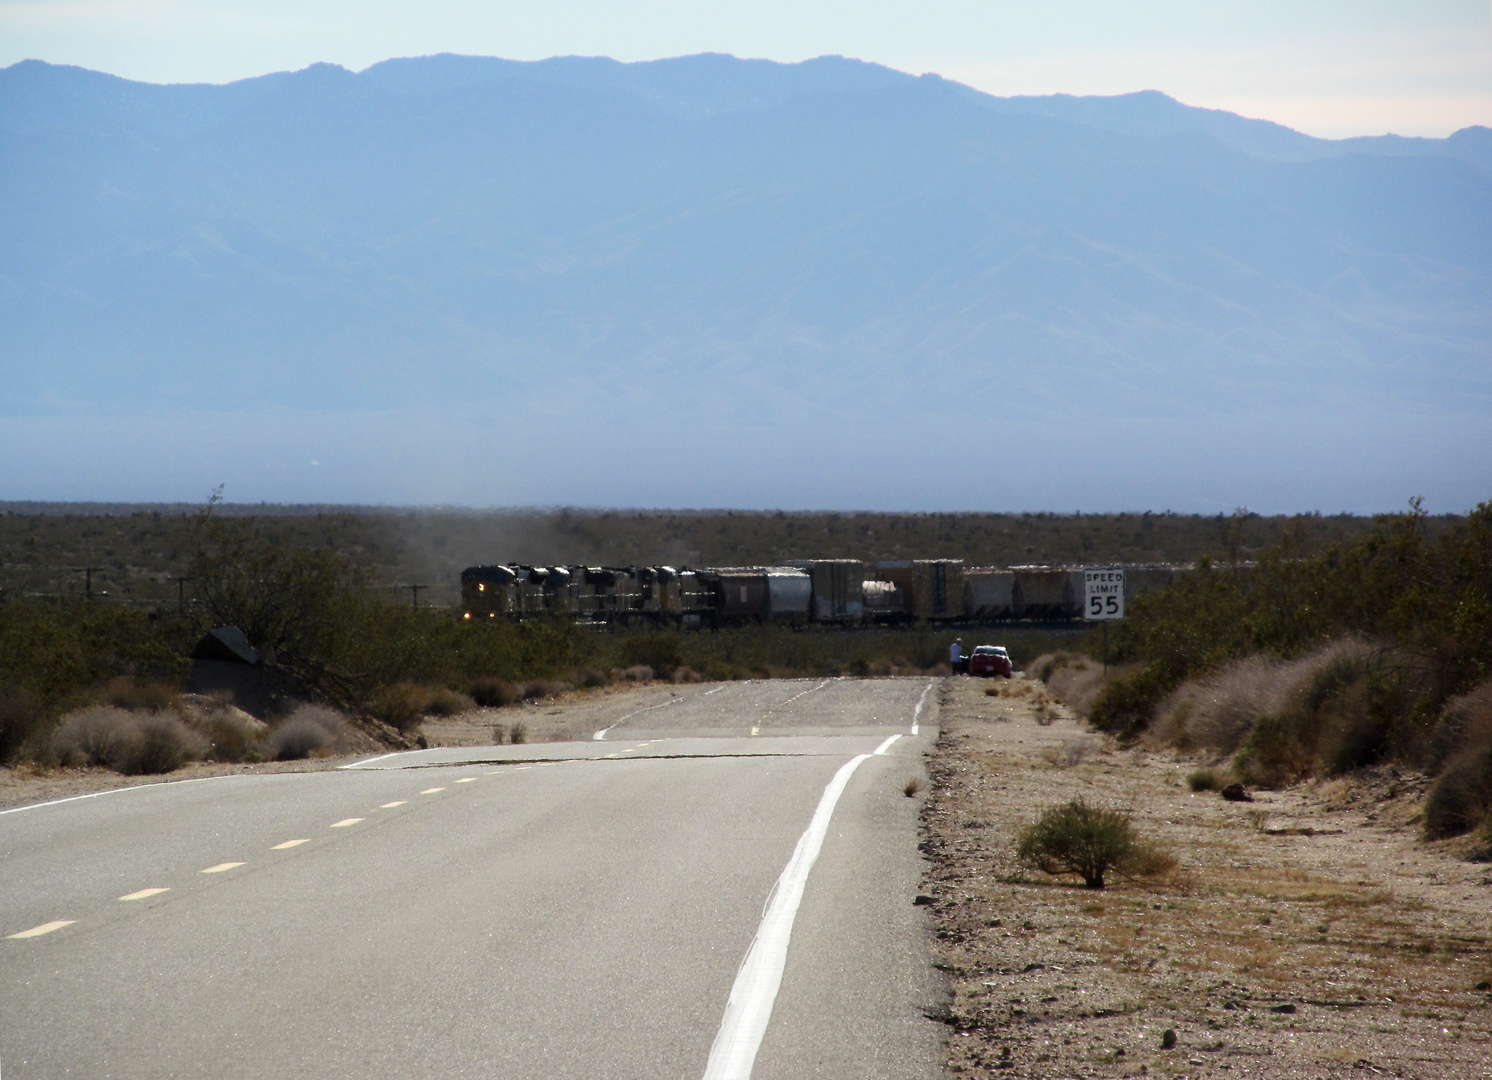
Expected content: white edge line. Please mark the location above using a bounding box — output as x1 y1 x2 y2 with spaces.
872 733 902 756
0 773 244 817
341 750 409 769
701 751 872 1080
594 683 726 741
911 678 933 735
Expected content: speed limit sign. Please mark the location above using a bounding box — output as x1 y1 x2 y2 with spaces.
1083 568 1125 621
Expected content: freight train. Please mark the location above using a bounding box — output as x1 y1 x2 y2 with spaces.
459 560 1187 627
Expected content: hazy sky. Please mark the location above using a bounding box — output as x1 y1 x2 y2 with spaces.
3 0 1490 138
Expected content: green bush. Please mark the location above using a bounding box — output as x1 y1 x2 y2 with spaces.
1187 768 1225 792
1015 799 1168 889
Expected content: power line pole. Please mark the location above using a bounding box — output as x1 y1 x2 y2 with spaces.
405 584 426 610
171 576 191 615
76 566 105 599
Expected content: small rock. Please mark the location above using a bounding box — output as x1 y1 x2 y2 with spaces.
1271 1003 1297 1014
1476 980 1492 991
1221 783 1254 802
1161 1029 1177 1049
913 894 936 906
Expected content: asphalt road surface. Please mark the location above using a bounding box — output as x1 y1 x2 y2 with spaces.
0 677 946 1079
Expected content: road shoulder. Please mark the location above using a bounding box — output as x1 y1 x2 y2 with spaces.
919 676 1492 1079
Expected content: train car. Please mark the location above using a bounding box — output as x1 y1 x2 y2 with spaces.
703 567 811 623
803 559 864 623
1009 567 1080 620
860 579 905 622
964 568 1016 621
874 560 965 621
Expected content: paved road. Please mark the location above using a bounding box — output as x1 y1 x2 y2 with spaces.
0 677 945 1079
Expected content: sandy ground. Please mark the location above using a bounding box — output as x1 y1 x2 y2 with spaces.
921 675 1492 1079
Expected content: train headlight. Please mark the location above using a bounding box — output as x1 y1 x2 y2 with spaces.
463 612 471 620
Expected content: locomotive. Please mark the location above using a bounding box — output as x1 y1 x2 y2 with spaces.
460 560 1187 627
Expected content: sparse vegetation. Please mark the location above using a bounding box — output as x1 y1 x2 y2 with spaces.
51 706 206 774
1085 503 1492 840
267 705 349 761
1186 767 1225 792
1016 799 1169 889
904 777 925 797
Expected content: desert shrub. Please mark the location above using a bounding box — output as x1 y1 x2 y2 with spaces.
470 677 521 708
1232 713 1314 789
621 633 682 680
52 707 205 774
0 686 50 763
578 668 609 689
1147 642 1379 785
508 720 528 744
421 687 473 717
1428 682 1492 773
266 706 347 760
623 664 654 683
1152 657 1294 754
1042 738 1096 767
1424 742 1492 840
267 717 331 760
52 707 138 768
199 706 265 763
520 680 570 701
119 714 207 774
1044 656 1105 716
103 676 180 713
367 682 426 732
1015 799 1165 889
672 666 704 684
1187 768 1226 792
1089 664 1178 740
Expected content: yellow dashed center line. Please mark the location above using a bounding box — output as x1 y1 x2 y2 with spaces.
120 888 169 901
750 726 759 736
8 920 74 939
455 777 477 783
200 862 244 874
380 800 407 808
330 818 364 828
273 839 310 849
419 788 445 795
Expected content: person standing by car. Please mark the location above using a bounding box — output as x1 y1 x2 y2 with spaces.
949 638 964 675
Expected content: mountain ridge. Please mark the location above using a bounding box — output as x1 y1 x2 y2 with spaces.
0 53 1488 510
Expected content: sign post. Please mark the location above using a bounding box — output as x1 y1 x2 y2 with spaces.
1083 568 1126 676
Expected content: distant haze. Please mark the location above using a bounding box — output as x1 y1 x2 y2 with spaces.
1 54 1490 513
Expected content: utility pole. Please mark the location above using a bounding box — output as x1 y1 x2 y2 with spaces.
171 576 191 615
76 567 105 599
405 584 426 610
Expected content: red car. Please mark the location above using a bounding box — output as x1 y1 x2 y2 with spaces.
967 645 1013 678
